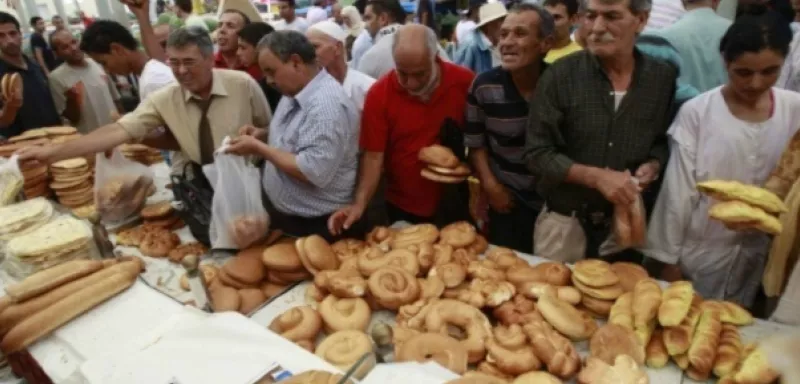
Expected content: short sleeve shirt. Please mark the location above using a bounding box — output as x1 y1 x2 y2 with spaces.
29 32 58 71
360 60 475 217
49 58 119 133
0 56 61 138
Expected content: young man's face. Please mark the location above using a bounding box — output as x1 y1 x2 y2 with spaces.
0 22 22 57
545 3 575 42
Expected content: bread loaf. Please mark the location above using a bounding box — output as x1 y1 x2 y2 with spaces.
713 323 742 377
658 281 694 327
687 309 722 378
646 328 668 368
0 260 143 334
609 292 634 330
5 260 104 302
1 268 138 352
663 294 702 355
632 278 661 329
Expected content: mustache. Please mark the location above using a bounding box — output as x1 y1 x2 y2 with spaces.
590 32 615 43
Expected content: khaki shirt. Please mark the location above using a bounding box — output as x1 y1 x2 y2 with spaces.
117 68 271 164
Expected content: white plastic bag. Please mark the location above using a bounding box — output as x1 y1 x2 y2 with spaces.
0 155 23 206
94 149 155 224
207 137 269 250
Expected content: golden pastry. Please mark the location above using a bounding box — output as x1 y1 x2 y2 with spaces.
697 179 787 214
658 280 694 327
708 200 782 235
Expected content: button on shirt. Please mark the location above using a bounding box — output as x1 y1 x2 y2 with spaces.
524 50 677 214
0 56 61 138
262 69 359 218
117 69 271 164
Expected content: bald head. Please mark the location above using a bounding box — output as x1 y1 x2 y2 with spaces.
392 24 437 63
50 29 84 64
392 25 439 96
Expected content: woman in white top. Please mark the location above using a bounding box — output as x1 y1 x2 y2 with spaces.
645 10 800 307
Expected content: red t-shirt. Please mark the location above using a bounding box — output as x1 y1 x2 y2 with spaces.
214 52 262 79
360 60 475 217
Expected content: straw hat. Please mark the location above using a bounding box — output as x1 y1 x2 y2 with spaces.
476 2 508 28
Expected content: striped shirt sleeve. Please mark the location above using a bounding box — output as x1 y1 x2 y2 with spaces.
464 79 487 149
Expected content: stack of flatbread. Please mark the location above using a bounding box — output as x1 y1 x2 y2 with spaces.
5 215 93 275
119 143 164 165
49 158 93 209
0 198 54 240
0 138 49 159
20 161 49 199
698 180 787 235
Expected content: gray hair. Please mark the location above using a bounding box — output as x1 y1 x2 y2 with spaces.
166 26 214 57
579 0 652 13
257 30 317 64
513 3 556 38
391 26 439 61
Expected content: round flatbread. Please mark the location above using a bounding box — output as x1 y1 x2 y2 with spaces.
50 134 81 144
23 171 48 187
9 130 48 142
51 176 91 190
420 168 467 184
51 158 88 170
22 165 48 179
55 185 93 199
42 126 77 136
427 163 471 177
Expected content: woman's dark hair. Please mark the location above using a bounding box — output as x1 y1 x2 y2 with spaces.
720 6 793 62
80 20 139 54
237 22 275 47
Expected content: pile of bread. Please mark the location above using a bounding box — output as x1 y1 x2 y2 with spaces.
48 157 94 209
185 236 311 315
419 145 471 184
252 222 780 384
0 198 54 241
116 202 192 259
0 258 143 354
4 216 95 277
0 160 23 206
699 180 787 235
118 143 164 166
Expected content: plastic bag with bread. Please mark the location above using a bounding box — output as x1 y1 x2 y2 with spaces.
94 149 155 224
0 155 23 207
599 178 646 256
208 137 270 249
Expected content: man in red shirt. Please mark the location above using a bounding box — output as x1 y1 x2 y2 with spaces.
214 10 261 78
329 24 475 233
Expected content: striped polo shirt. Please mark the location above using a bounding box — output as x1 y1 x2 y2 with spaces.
464 66 545 206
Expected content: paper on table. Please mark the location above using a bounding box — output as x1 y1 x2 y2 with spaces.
80 311 340 384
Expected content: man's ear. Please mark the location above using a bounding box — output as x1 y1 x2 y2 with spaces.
635 10 650 34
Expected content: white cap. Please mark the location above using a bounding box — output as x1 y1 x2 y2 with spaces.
476 2 508 28
308 20 348 43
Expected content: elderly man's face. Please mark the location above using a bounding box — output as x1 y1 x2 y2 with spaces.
167 44 214 94
259 48 305 96
499 10 550 71
217 12 247 53
583 0 647 59
307 30 340 68
394 47 434 95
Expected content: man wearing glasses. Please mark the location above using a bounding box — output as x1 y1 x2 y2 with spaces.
17 27 272 169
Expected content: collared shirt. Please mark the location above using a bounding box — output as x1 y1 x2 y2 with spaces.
654 7 731 92
139 59 175 100
342 68 375 113
779 31 800 92
524 50 676 214
0 56 60 138
465 66 545 204
455 19 477 44
213 52 262 80
117 69 271 164
454 29 494 75
544 40 583 64
361 59 475 217
262 69 359 217
49 58 120 133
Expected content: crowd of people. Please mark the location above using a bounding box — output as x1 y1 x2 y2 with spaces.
1 0 800 323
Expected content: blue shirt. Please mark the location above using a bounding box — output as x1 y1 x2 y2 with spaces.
262 69 359 217
654 8 732 93
454 30 493 75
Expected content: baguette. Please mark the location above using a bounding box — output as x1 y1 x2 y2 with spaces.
1 271 137 353
5 260 104 303
646 328 668 368
0 260 142 334
688 309 723 377
713 323 743 377
613 203 632 247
